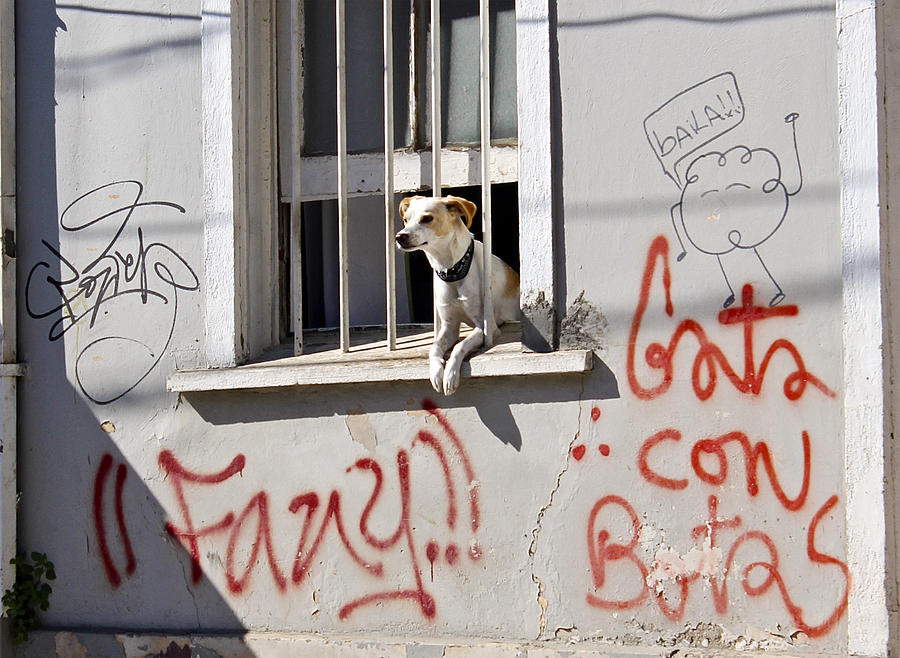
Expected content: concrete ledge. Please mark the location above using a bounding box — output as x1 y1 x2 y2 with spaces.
21 629 824 658
169 324 592 393
168 348 593 393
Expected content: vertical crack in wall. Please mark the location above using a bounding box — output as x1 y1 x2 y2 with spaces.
528 376 585 640
175 554 201 627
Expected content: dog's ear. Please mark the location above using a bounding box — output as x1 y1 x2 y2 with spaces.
445 196 477 228
399 195 424 224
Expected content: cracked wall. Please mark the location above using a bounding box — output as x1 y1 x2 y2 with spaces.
535 0 850 654
10 0 882 656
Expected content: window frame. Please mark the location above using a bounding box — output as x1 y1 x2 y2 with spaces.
193 0 563 377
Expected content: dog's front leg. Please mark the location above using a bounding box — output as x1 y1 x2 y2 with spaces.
430 321 460 394
443 327 485 395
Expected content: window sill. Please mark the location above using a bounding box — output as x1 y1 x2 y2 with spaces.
168 325 592 393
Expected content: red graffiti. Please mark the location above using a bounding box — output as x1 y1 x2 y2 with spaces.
638 427 810 511
638 429 689 491
225 492 287 593
338 450 436 620
691 430 810 511
423 398 481 537
627 235 835 402
157 451 245 585
158 400 479 620
586 495 648 610
93 453 137 588
586 494 849 637
572 445 586 461
585 235 848 638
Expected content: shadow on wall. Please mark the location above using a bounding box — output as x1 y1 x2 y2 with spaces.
14 1 247 650
184 360 619 452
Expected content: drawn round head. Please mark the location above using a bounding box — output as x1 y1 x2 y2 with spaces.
395 195 477 252
679 146 788 255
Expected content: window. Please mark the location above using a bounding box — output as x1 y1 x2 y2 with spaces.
170 0 589 392
274 0 519 349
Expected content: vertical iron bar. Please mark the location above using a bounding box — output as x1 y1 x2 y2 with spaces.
384 0 397 350
290 0 304 354
336 0 350 351
479 0 494 348
430 0 442 194
430 0 442 333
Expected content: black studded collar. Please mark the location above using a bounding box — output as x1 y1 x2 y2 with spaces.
435 238 475 283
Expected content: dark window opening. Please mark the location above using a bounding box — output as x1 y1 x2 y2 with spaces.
279 182 519 337
405 182 519 322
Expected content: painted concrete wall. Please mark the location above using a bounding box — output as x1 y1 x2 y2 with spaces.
9 1 891 657
546 0 850 652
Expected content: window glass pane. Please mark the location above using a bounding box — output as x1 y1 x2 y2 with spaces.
296 196 413 329
302 0 412 155
418 0 517 146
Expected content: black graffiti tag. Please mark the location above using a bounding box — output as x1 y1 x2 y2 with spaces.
25 180 199 404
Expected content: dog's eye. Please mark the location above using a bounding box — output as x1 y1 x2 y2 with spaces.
420 215 434 224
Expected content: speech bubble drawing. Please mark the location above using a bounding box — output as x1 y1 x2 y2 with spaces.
643 72 745 188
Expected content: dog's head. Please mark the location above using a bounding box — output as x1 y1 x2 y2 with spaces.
395 195 477 252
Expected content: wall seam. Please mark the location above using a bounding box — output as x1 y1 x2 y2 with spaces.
837 0 889 654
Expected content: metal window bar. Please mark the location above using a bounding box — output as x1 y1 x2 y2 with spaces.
384 0 397 350
294 0 497 356
290 0 304 355
479 0 494 348
431 0 442 335
430 0 441 195
336 0 351 352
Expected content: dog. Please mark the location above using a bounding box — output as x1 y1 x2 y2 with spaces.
395 195 519 395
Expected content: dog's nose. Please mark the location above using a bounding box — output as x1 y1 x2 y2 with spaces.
395 232 411 249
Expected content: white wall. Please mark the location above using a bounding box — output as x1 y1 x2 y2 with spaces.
9 1 893 656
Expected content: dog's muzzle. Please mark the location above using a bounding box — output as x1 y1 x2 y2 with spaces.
395 232 415 250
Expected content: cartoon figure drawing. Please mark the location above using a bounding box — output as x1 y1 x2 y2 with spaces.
671 113 802 307
644 72 803 308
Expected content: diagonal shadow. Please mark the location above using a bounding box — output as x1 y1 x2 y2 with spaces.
13 2 248 653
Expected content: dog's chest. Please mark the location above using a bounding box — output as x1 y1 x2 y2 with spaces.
435 277 483 324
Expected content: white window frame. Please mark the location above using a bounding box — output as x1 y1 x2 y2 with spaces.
283 0 524 353
174 0 587 392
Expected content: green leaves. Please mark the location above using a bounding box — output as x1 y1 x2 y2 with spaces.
2 552 56 644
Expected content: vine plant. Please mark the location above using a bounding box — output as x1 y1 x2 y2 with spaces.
2 552 56 644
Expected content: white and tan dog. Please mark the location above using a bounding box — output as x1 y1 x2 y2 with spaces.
395 195 519 395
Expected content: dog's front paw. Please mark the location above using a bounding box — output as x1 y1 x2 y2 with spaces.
442 362 461 396
430 359 445 394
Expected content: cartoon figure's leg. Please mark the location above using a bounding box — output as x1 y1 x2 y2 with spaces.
716 255 736 308
670 203 687 261
754 247 785 307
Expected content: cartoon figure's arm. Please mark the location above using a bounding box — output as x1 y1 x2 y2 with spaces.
784 112 803 196
670 202 687 261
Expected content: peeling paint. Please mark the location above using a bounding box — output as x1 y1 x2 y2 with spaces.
645 543 722 595
117 635 194 658
669 622 727 649
345 404 377 452
559 291 608 350
55 631 88 658
406 406 438 424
